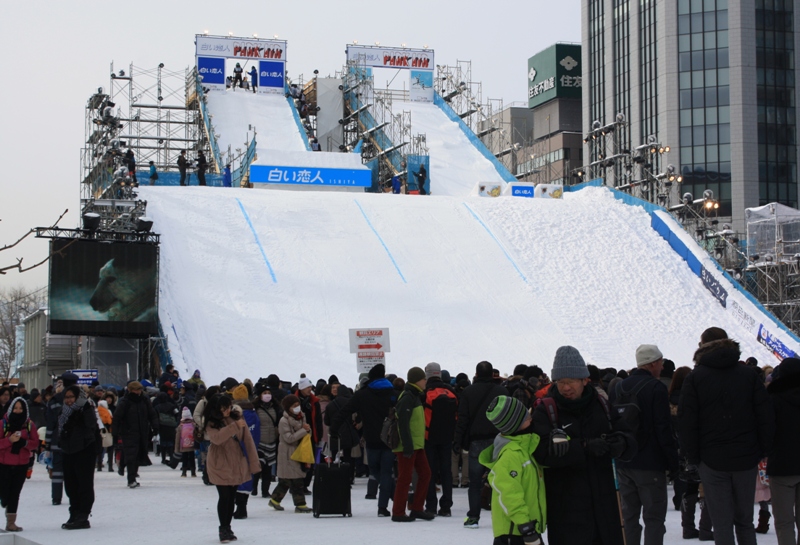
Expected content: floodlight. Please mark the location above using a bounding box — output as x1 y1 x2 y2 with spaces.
82 213 101 231
136 217 154 232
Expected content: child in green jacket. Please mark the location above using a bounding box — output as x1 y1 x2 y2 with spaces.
480 396 547 545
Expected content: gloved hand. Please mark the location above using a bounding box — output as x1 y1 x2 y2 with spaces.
584 437 611 456
680 463 701 483
605 432 627 459
403 449 413 459
548 428 569 457
518 520 542 545
453 442 463 455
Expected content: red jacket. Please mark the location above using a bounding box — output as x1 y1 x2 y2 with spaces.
0 418 39 466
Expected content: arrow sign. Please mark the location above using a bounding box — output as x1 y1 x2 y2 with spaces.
349 328 390 353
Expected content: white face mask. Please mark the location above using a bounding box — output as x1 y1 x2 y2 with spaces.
261 393 272 403
291 406 302 414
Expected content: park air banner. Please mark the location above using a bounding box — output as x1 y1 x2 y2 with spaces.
49 239 159 337
196 34 287 94
346 45 433 70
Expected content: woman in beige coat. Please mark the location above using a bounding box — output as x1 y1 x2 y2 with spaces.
269 394 312 513
204 394 260 543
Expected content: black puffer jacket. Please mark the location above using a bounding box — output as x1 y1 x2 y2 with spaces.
59 399 99 455
453 377 508 448
324 386 360 452
610 369 679 472
767 358 800 476
678 338 774 471
532 386 631 545
114 391 159 465
329 378 396 450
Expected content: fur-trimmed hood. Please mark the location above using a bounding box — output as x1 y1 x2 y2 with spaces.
693 338 741 369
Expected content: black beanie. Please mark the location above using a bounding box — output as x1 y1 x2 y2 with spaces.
368 364 385 380
266 374 281 389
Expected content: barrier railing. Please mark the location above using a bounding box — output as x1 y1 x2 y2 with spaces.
193 73 223 171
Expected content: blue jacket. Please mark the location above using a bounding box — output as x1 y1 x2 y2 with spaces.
149 164 157 178
249 68 257 83
392 176 401 194
223 166 232 187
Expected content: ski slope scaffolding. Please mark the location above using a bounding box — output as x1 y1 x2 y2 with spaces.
205 90 306 156
141 185 783 386
406 101 507 196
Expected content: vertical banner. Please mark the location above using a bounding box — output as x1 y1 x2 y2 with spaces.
259 60 285 94
409 70 434 103
197 57 226 88
406 155 430 194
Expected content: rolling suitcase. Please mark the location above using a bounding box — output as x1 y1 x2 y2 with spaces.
312 462 352 517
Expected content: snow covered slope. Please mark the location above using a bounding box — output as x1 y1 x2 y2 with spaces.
205 90 307 157
141 185 783 386
406 101 507 197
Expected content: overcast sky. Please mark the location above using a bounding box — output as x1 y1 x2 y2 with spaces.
0 0 581 292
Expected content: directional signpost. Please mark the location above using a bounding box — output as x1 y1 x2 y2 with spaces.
349 328 390 373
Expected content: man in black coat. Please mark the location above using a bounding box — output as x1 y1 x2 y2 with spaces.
329 364 397 517
113 381 159 488
610 344 679 545
45 372 79 505
422 362 458 516
532 346 633 545
196 151 208 186
766 357 800 545
678 327 774 545
452 361 508 528
177 151 188 186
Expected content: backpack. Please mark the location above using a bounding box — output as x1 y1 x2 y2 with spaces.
423 387 458 442
612 377 655 448
380 406 400 449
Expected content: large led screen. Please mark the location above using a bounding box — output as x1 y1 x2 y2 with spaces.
49 239 158 337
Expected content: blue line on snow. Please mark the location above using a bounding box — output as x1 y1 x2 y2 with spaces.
462 203 529 284
236 198 277 283
354 200 407 283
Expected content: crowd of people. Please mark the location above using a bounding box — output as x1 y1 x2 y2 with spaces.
1 326 799 545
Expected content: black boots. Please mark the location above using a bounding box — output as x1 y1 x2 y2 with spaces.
233 494 248 519
682 493 713 540
756 509 771 534
219 525 237 543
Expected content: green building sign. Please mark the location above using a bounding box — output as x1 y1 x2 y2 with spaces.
527 43 582 109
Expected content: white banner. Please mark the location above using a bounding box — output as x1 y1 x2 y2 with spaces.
346 45 433 70
196 35 287 61
409 70 434 103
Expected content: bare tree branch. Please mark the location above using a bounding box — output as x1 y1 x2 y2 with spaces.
0 209 69 275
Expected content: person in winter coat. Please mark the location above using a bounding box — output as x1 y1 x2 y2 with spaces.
96 399 113 471
27 390 46 431
678 327 774 545
174 407 197 478
204 394 260 543
188 370 205 389
153 392 179 466
194 385 220 485
232 387 260 519
0 398 38 531
148 161 157 185
481 395 546 545
248 66 257 93
45 371 79 505
669 367 713 539
269 395 313 513
178 150 188 186
324 383 359 481
196 151 208 186
329 363 397 516
453 361 509 529
609 344 679 545
392 367 433 522
766 357 800 545
58 386 100 530
422 362 458 517
531 346 634 545
294 376 322 490
233 63 244 90
113 381 158 488
252 380 281 497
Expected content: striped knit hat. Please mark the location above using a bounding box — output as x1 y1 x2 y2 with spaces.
486 395 529 435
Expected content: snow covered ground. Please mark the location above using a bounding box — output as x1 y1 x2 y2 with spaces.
405 101 508 196
140 184 777 388
7 462 780 545
205 90 307 159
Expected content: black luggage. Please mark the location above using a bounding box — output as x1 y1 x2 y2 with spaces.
312 462 352 517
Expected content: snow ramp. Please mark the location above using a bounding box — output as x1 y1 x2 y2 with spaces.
404 98 513 197
140 185 795 385
205 90 308 157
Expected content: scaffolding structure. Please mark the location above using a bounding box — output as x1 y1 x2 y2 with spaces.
340 60 428 191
